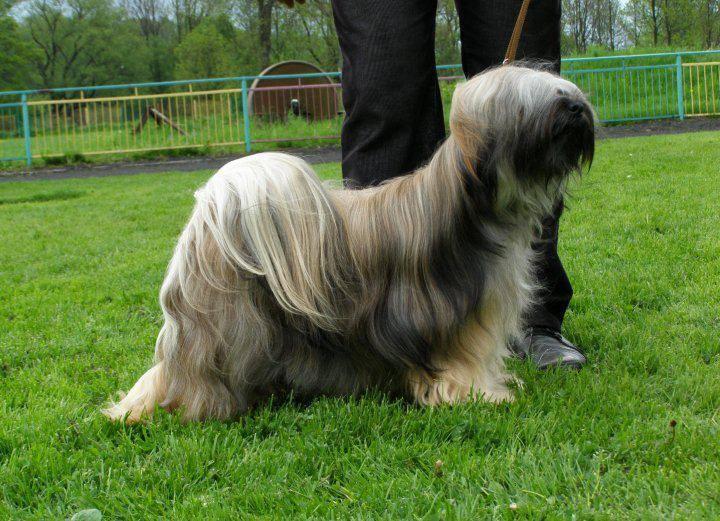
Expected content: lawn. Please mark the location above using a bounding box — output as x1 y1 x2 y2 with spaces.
1 131 719 519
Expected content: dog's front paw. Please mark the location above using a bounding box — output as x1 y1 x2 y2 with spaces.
480 385 515 404
478 371 520 404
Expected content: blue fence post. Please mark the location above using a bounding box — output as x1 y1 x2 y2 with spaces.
241 79 251 154
21 94 32 167
675 54 685 120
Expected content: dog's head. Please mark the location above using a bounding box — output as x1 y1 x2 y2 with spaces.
450 64 595 208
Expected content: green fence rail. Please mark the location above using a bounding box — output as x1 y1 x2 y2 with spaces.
2 51 719 167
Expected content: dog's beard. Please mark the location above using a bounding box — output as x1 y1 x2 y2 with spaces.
548 99 596 175
451 65 594 225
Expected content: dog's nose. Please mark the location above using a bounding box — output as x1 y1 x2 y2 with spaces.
568 101 584 114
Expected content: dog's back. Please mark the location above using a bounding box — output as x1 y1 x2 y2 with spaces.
201 152 355 332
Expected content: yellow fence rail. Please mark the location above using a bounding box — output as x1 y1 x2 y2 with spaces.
682 62 720 116
26 87 248 158
3 82 350 163
2 79 466 164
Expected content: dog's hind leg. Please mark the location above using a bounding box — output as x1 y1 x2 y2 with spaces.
147 273 245 423
104 217 247 423
104 311 243 424
103 362 167 423
105 152 351 423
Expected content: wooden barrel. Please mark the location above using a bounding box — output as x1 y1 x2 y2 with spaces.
247 61 340 122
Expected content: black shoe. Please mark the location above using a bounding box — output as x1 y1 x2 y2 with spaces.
512 327 587 370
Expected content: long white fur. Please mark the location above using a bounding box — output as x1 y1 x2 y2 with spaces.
105 65 593 422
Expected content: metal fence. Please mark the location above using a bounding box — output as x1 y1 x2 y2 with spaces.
0 73 347 166
563 60 683 123
2 50 720 166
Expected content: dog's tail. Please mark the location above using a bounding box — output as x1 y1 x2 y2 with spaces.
190 152 354 331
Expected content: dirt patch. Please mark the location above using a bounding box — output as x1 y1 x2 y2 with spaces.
598 116 720 139
2 117 719 183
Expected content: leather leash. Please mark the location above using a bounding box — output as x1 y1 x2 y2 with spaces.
503 0 532 64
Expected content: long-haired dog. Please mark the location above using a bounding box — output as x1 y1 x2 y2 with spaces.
105 65 594 423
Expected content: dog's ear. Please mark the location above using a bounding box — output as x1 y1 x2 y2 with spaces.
450 119 490 178
450 113 480 168
449 82 472 156
449 81 493 168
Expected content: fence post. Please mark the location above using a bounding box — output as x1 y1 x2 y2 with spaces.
676 54 685 120
21 93 32 167
241 79 251 154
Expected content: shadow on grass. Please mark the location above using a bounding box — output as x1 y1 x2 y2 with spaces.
0 189 86 206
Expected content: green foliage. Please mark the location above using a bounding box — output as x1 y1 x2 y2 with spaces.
565 0 720 53
271 1 339 70
435 0 461 66
142 33 176 84
0 15 37 90
41 152 88 166
2 0 720 94
23 0 151 89
1 133 720 517
130 146 208 161
174 18 238 79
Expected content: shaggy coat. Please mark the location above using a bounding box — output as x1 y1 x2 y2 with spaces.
105 65 594 422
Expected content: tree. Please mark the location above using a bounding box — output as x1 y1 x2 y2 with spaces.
649 0 660 46
621 0 646 47
123 0 176 81
435 0 460 66
697 0 720 47
174 19 236 78
294 1 339 68
124 0 164 39
662 0 673 44
563 0 592 53
25 0 149 90
257 0 273 68
593 0 621 50
0 3 37 90
170 0 225 41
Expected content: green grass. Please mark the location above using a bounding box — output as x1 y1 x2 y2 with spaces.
1 132 720 519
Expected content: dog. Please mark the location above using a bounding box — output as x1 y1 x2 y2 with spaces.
105 64 594 423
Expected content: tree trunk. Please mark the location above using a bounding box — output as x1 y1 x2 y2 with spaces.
257 0 272 68
650 0 659 46
704 1 715 48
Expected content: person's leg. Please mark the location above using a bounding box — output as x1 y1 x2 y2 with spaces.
331 0 445 187
455 0 585 368
454 0 561 76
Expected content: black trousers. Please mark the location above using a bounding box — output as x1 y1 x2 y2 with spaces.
331 0 571 331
